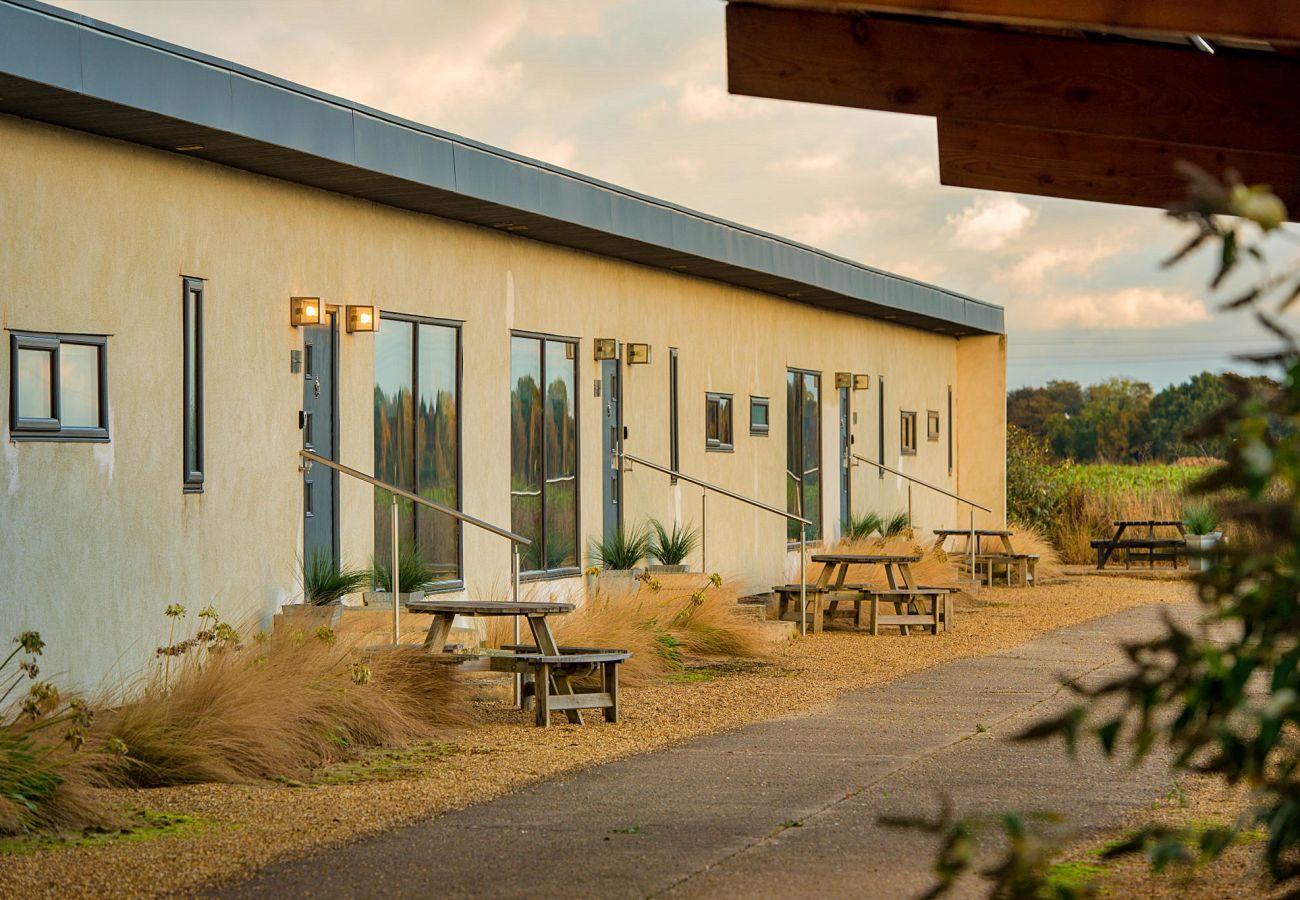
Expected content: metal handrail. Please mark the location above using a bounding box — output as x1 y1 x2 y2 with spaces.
851 453 991 513
300 450 530 544
851 452 990 581
299 450 526 687
620 451 812 636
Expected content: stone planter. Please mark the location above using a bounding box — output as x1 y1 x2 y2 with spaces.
279 600 344 631
361 590 425 610
1185 532 1222 572
646 564 689 574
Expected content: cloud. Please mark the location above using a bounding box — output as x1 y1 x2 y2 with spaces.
1001 235 1130 287
766 150 849 174
1029 288 1210 330
880 157 936 190
947 196 1036 252
787 201 873 246
510 131 578 169
675 81 771 122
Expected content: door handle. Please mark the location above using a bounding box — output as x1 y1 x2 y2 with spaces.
313 377 321 398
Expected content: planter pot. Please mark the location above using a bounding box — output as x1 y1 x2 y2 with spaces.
1185 533 1222 572
279 601 344 630
646 564 689 574
361 590 425 610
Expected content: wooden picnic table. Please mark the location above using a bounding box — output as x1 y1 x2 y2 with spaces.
796 552 951 635
1093 519 1187 569
933 529 1038 587
932 528 1016 556
404 598 587 724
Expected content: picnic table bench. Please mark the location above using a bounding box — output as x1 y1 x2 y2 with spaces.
772 553 955 635
1092 519 1187 569
933 529 1039 587
404 598 629 727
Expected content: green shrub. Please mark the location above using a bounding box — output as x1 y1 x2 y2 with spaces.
301 551 371 606
370 549 440 594
588 524 651 570
844 511 883 540
1182 503 1220 536
648 520 699 566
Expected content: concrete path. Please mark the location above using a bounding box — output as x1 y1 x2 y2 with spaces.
217 603 1197 899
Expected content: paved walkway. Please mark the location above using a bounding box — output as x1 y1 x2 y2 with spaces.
217 603 1198 899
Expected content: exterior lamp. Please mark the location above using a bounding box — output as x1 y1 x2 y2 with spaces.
345 304 379 333
593 338 617 361
835 372 852 389
290 297 323 327
626 343 651 365
853 374 871 390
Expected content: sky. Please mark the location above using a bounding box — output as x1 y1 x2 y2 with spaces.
54 0 1300 390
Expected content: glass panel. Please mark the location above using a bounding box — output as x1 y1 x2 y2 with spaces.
802 374 821 540
416 323 460 582
706 396 719 444
752 399 768 429
543 340 577 570
59 343 99 428
718 395 732 446
510 337 543 571
786 372 800 540
374 318 415 564
185 293 200 474
17 348 53 420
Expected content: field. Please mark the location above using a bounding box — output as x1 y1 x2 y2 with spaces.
1050 463 1209 498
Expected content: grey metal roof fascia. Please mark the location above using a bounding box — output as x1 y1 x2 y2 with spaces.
0 0 1003 335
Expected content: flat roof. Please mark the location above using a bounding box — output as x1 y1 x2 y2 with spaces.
0 0 1003 336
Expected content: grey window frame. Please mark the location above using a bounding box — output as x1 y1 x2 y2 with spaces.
376 311 466 590
947 386 954 474
182 277 204 491
901 410 918 456
8 331 109 442
669 347 679 483
927 409 941 441
705 391 734 451
511 330 582 581
750 395 770 436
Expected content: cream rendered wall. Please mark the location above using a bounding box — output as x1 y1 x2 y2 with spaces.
0 115 1003 689
955 335 1009 527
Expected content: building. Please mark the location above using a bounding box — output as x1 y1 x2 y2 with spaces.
0 0 1005 689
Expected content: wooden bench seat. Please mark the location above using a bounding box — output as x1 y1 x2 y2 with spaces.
492 644 630 727
775 585 956 634
959 553 1039 587
1092 538 1185 569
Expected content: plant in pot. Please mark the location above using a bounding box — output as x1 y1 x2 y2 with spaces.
365 548 439 609
1183 503 1222 572
285 551 371 628
647 519 699 573
588 523 651 581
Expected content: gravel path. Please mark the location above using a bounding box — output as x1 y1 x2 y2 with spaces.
0 576 1195 897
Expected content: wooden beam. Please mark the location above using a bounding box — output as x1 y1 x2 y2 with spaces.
726 4 1300 154
937 119 1300 217
741 1 1300 45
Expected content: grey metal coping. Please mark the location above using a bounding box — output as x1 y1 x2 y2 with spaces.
0 0 1003 336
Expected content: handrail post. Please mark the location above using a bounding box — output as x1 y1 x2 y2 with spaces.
907 484 913 531
799 523 807 638
512 544 521 707
701 491 708 573
391 494 401 645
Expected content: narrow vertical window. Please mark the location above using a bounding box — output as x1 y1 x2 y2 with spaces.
705 392 733 450
750 396 770 435
373 314 462 585
511 333 579 574
927 410 941 442
786 369 821 541
669 347 679 480
947 386 954 475
901 411 918 455
182 277 204 491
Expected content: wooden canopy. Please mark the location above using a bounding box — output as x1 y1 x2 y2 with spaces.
725 2 1300 216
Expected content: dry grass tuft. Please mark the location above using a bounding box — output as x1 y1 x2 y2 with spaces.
1007 523 1066 580
484 575 774 686
90 630 467 788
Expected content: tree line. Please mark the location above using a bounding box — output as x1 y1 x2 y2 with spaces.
1006 371 1273 462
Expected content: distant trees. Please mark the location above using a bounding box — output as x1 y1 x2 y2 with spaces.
1008 370 1244 462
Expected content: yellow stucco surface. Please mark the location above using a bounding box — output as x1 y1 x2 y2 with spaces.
0 114 1005 688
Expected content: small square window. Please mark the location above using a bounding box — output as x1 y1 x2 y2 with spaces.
927 410 941 441
900 410 917 455
9 332 108 441
706 392 733 451
750 396 770 436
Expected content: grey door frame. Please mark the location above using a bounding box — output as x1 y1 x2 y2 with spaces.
601 351 623 542
302 310 340 565
839 385 852 531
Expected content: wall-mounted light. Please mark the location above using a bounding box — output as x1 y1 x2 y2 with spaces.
853 374 871 391
626 343 651 365
290 297 323 327
835 372 852 389
345 304 379 333
593 338 617 361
